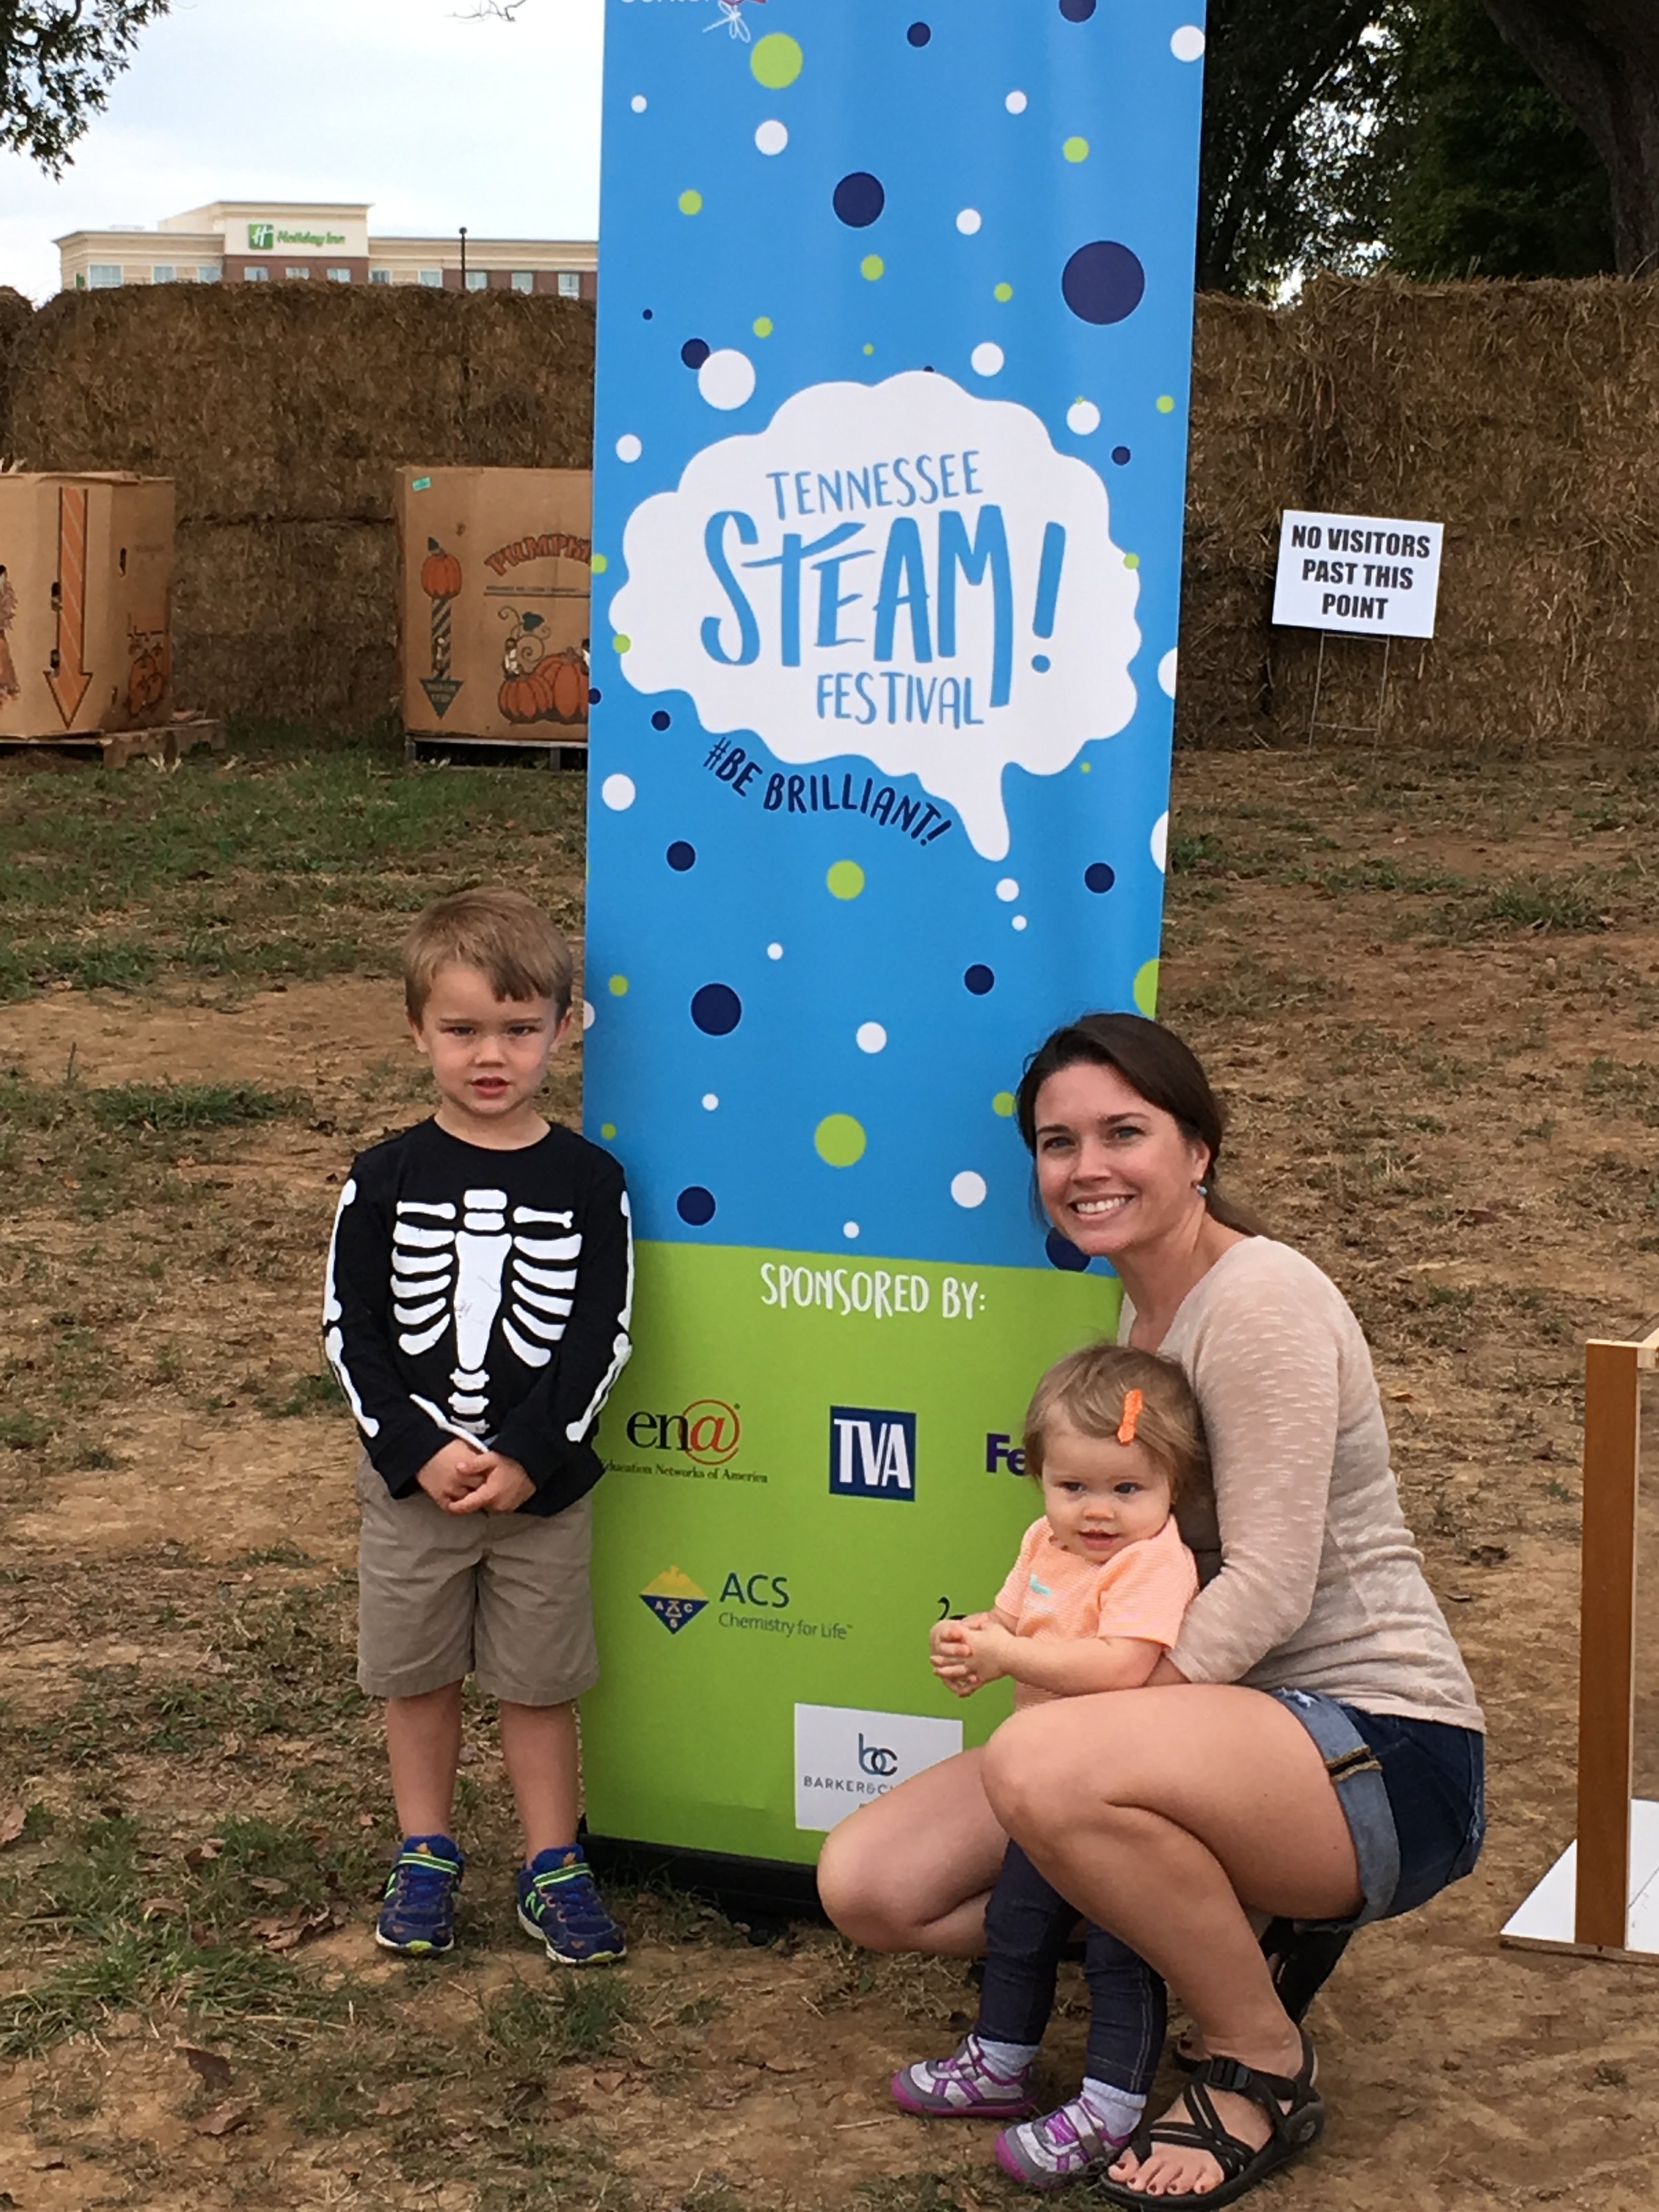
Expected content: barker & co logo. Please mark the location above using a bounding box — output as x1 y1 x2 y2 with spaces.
626 1398 741 1467
828 1406 916 1501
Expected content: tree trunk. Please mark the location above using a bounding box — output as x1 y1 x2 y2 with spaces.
1482 0 1659 273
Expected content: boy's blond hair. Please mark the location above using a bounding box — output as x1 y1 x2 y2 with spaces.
1023 1343 1208 1505
402 887 575 1021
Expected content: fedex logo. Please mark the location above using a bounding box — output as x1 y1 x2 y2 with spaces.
828 1406 916 1501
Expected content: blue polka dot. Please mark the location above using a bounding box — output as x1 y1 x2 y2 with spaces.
691 983 743 1035
1046 1229 1091 1271
588 686 602 705
1112 445 1131 465
1084 862 1116 893
652 709 672 730
1032 654 1051 673
833 172 887 228
681 337 711 369
667 841 696 872
678 1186 717 1226
906 20 931 43
642 309 654 321
1062 242 1146 327
964 964 995 996
1058 0 1096 17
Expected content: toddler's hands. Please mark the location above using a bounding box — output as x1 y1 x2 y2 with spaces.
447 1453 536 1515
416 1438 491 1508
930 1617 979 1698
950 1613 1017 1690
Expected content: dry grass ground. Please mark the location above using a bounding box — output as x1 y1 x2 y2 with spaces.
5 731 1659 2209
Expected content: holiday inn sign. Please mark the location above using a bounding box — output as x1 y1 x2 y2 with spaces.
246 222 347 250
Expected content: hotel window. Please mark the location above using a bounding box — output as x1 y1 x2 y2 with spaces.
285 265 311 279
199 265 222 281
465 268 488 291
326 265 352 282
244 266 269 281
557 271 581 298
151 264 176 283
88 263 121 288
511 271 534 293
419 269 443 287
370 267 392 284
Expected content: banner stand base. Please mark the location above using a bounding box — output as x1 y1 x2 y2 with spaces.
583 1832 827 1936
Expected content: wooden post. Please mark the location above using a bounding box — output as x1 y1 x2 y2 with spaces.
1575 1339 1642 1947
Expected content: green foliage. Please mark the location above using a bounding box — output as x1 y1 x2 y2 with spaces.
0 3 172 176
86 1080 308 1132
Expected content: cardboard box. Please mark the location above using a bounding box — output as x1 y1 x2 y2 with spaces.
396 467 592 743
0 473 175 737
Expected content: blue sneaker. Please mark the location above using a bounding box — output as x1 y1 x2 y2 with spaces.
516 1847 626 1965
376 1834 463 1955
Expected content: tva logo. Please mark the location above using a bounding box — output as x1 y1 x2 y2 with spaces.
246 221 275 251
828 1406 916 1501
626 1398 740 1467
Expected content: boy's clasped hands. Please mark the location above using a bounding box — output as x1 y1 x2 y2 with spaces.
416 1438 536 1515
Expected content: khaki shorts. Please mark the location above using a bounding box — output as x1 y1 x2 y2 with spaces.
355 1453 600 1706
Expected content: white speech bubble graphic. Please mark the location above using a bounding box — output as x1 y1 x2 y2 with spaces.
608 371 1139 859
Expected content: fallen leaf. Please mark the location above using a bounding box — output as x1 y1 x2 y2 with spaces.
543 2096 584 2121
374 2084 417 2118
247 1903 334 1953
248 1876 291 1896
1467 1542 1510 1568
192 2099 255 2137
29 2158 68 2172
0 1805 25 1849
142 1895 190 1921
180 2045 234 2091
184 1837 226 1868
762 2055 810 2074
591 2069 627 2093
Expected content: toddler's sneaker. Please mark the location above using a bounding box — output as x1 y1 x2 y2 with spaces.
891 2034 1038 2119
995 2099 1132 2189
376 1834 463 1956
516 1847 627 1965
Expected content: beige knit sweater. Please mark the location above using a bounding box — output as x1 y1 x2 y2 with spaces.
1141 1238 1484 1729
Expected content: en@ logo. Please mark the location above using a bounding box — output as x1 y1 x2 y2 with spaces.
626 1397 741 1467
793 1704 962 1832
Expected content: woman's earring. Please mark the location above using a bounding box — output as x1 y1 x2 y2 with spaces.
1194 1181 1210 1196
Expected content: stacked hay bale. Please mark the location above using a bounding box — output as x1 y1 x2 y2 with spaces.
4 285 594 726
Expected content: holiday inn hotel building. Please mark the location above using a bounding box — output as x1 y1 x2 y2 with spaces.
57 202 597 297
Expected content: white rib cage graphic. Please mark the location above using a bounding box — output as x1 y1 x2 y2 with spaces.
391 1193 580 1432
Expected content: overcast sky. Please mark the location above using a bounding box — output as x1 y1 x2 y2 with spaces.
0 0 605 301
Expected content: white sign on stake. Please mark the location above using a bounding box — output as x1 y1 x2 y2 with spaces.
1272 510 1444 640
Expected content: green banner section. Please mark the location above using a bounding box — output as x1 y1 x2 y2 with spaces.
584 1240 1118 1864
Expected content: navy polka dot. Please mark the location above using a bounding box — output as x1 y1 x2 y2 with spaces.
642 309 654 321
964 964 995 996
1058 0 1096 18
651 709 672 730
587 686 601 705
906 20 931 43
681 337 711 369
678 1186 717 1227
1062 241 1146 327
691 983 743 1036
1084 862 1116 894
833 172 887 228
1111 445 1131 465
667 841 696 872
1046 1230 1091 1272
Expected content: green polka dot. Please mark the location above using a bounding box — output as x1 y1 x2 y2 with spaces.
1132 959 1160 1017
1123 552 1140 570
601 1122 617 1140
609 976 628 997
1080 760 1092 774
862 342 875 356
590 552 609 575
992 1090 1017 1119
751 31 803 88
826 859 865 901
678 189 703 216
753 316 773 337
1062 136 1090 163
1156 394 1176 414
861 254 885 281
815 1113 867 1168
993 282 1013 303
612 633 630 654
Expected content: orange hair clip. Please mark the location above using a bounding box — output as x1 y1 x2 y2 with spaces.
1117 1389 1144 1447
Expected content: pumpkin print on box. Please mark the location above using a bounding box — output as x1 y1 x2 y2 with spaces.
499 609 589 725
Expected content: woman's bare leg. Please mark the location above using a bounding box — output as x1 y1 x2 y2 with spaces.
984 1688 1360 2197
816 1745 1009 1955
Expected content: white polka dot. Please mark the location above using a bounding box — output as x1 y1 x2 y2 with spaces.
1151 812 1169 873
1067 399 1101 436
755 118 788 155
702 1092 719 1111
971 342 1004 378
631 93 648 111
1159 646 1178 698
996 878 1019 902
1005 89 1027 113
600 773 636 811
1012 915 1028 931
956 208 982 236
856 1022 887 1054
1171 25 1205 61
843 1220 861 1240
766 942 784 960
951 1171 987 1209
615 433 642 463
698 348 756 410
581 998 595 1030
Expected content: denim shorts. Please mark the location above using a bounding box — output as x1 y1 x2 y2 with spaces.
1268 1687 1486 1932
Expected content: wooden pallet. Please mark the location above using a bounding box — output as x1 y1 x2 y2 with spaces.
404 731 588 771
0 715 226 771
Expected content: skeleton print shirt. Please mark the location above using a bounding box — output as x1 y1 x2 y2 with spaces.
323 1118 634 1517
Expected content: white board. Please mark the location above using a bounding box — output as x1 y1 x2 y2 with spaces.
1501 1800 1659 1958
1272 510 1444 640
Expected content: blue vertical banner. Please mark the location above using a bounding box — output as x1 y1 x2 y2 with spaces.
583 0 1207 1874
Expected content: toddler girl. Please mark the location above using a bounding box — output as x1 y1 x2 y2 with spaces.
893 1343 1205 2189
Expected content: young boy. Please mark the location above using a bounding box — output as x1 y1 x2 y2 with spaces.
323 887 633 1964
